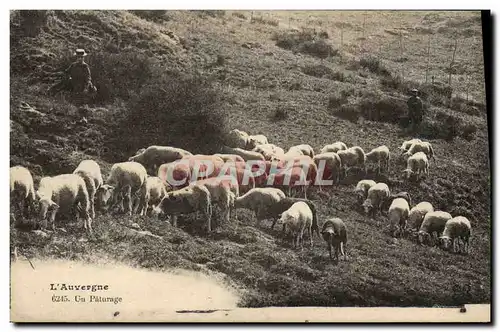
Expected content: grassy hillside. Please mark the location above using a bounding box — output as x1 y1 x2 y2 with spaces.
10 10 490 307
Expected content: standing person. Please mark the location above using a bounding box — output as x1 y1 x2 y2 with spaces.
407 88 424 132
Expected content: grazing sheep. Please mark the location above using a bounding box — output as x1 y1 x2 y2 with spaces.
262 198 319 236
252 144 285 161
320 142 348 154
10 166 36 219
418 211 453 245
354 179 377 204
388 198 410 237
97 161 147 215
402 152 429 180
214 164 257 194
214 154 245 163
157 161 192 189
381 191 412 212
128 145 192 174
73 160 103 219
403 141 435 161
313 152 343 186
153 183 212 232
407 202 434 230
337 146 366 177
285 144 315 158
321 218 347 261
246 134 269 150
132 176 169 216
276 202 314 249
362 182 390 217
226 129 249 149
191 177 233 224
268 166 309 198
234 188 286 224
439 216 472 254
399 138 422 153
221 146 266 161
36 174 92 233
365 145 390 173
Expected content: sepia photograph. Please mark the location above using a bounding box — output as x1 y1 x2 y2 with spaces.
8 7 491 323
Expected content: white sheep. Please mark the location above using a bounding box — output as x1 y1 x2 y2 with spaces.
388 198 410 237
320 142 348 154
191 177 234 224
73 160 103 219
10 166 36 220
362 182 390 217
403 141 435 161
246 134 269 150
36 174 92 233
337 146 366 177
131 176 169 216
365 145 390 173
407 201 434 231
153 183 212 232
213 153 245 163
402 152 429 180
128 145 193 174
439 216 472 254
97 161 148 215
226 129 249 149
354 179 377 204
418 211 453 245
285 144 315 158
234 188 286 224
252 144 285 161
221 146 266 161
313 152 343 185
321 218 348 261
399 138 422 153
276 202 314 249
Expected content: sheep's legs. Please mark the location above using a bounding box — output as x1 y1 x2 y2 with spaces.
49 208 58 231
309 227 313 247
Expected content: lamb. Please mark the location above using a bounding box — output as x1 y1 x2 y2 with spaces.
221 146 266 161
381 191 412 212
252 144 285 161
246 134 269 150
214 154 245 163
131 176 169 216
354 179 377 204
418 211 453 245
226 129 249 149
439 216 472 254
276 202 314 249
285 144 315 158
403 141 435 161
128 145 192 174
153 184 212 232
321 218 347 261
262 198 319 236
190 177 233 224
407 202 434 230
97 161 147 215
313 152 343 185
362 182 390 217
320 142 348 154
10 166 36 220
73 160 103 219
337 146 366 177
399 138 422 153
365 145 390 173
234 188 286 224
36 174 92 233
388 198 410 237
402 152 429 180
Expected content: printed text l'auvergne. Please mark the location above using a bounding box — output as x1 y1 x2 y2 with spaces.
50 284 109 292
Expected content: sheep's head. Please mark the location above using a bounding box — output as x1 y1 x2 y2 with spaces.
38 195 59 220
439 236 452 251
96 184 115 211
402 169 414 180
362 199 373 215
418 231 431 245
355 190 365 204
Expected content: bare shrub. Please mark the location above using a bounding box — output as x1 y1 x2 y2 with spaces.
273 30 338 59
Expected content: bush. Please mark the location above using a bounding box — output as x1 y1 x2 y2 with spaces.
273 30 337 59
129 10 169 22
301 65 333 78
418 111 473 141
250 15 279 27
327 92 349 109
358 95 407 123
359 56 391 76
232 12 247 20
272 108 288 121
334 104 360 123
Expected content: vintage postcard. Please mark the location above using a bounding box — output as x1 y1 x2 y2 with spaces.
9 9 491 323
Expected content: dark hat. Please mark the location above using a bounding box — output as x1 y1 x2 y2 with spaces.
74 49 87 56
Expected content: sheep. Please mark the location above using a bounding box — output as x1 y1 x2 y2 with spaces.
131 176 169 216
97 161 147 215
226 129 249 149
337 146 366 177
153 184 212 232
362 182 390 217
321 218 347 261
312 152 342 186
285 144 315 158
418 211 453 246
381 191 412 212
36 174 92 233
128 145 192 174
246 134 269 150
234 188 286 225
221 146 266 161
354 179 377 204
399 138 422 153
214 154 245 163
73 160 103 219
261 198 319 236
402 152 429 180
10 166 36 220
403 141 435 161
157 161 192 189
407 202 434 231
190 177 233 224
388 198 410 237
365 145 390 173
267 166 309 198
276 202 314 249
320 142 348 154
252 144 285 161
439 216 472 254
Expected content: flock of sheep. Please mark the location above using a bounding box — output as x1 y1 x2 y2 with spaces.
10 129 472 261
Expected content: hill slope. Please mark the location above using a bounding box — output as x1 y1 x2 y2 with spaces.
10 10 490 307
